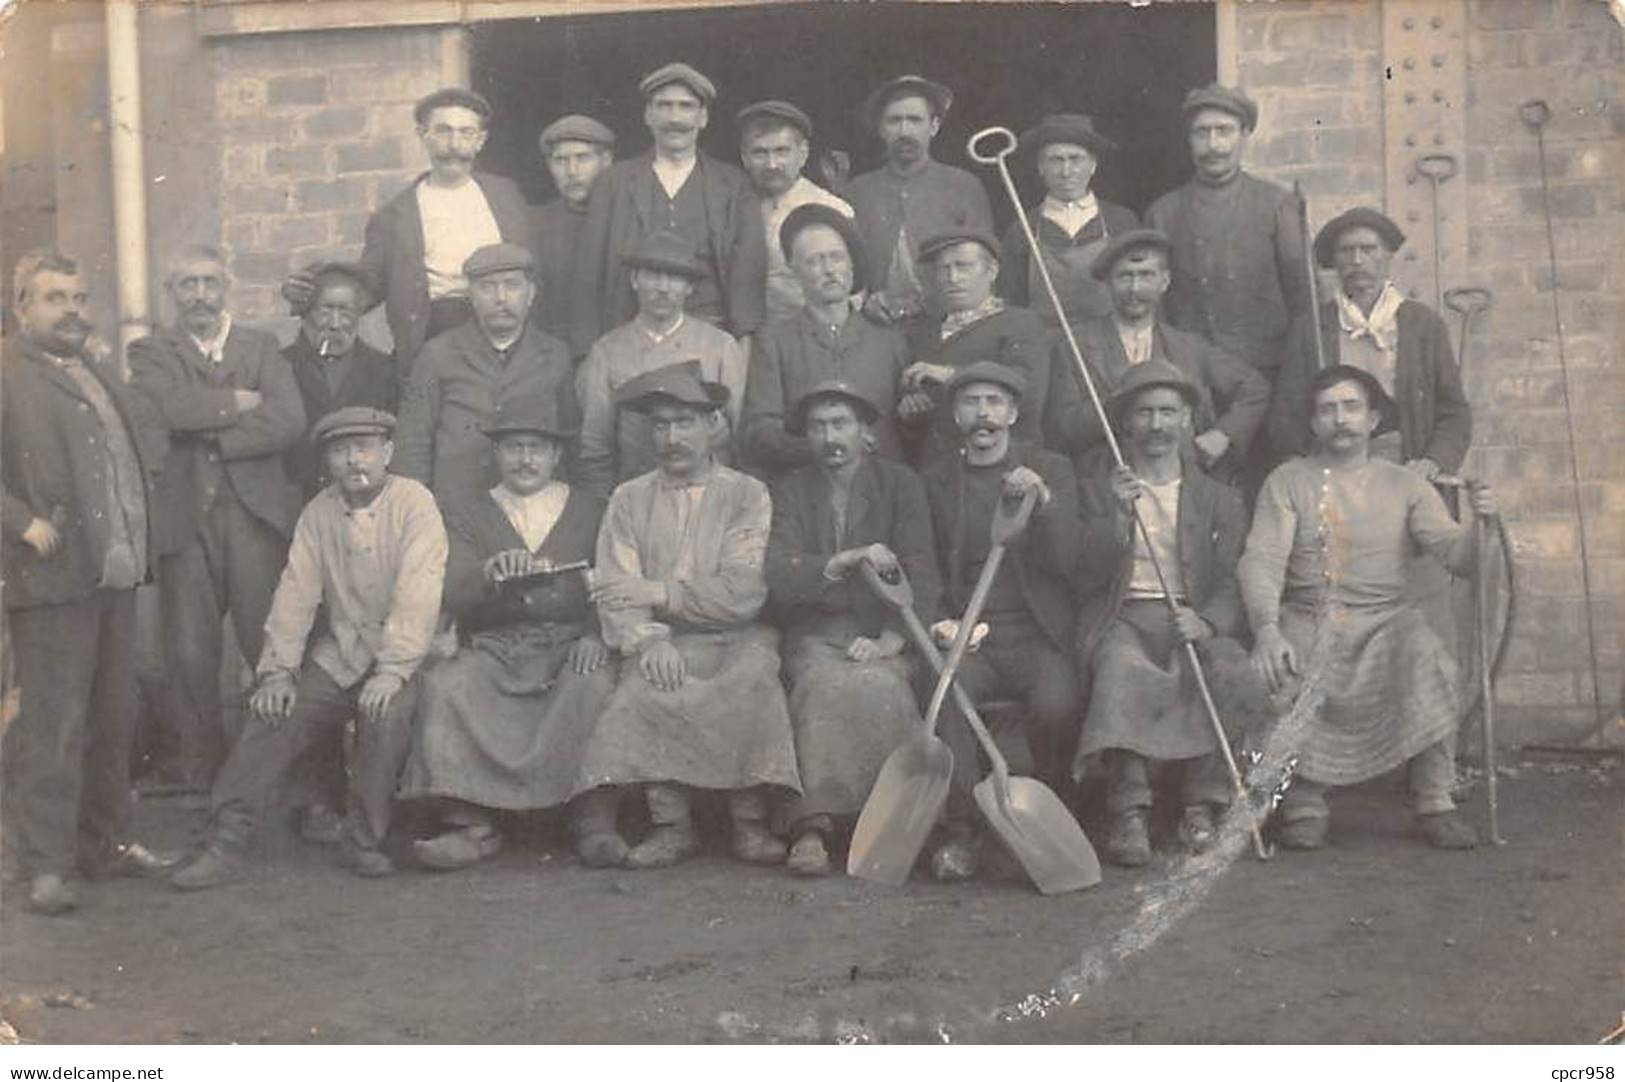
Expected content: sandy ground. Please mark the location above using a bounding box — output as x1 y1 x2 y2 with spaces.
1 755 1619 1045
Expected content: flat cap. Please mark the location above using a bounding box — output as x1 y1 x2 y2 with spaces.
788 379 882 435
916 228 999 264
1308 364 1398 437
483 392 577 441
1313 206 1407 268
862 75 953 128
1181 83 1259 132
311 406 396 445
463 242 535 280
414 87 492 127
614 359 730 414
1020 113 1117 157
639 61 716 104
1090 227 1174 280
539 114 615 149
622 230 707 279
1109 357 1200 417
946 361 1027 402
779 203 867 294
294 260 373 314
737 99 812 138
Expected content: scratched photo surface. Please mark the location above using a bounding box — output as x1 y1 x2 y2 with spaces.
0 0 1620 1046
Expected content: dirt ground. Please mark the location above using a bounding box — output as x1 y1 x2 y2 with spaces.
1 755 1619 1045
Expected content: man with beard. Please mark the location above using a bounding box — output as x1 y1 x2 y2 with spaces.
2 250 175 914
129 245 305 790
897 230 1051 469
736 100 853 325
1240 367 1494 851
172 408 446 888
1043 229 1267 482
919 362 1082 882
532 115 616 341
576 231 747 500
571 63 767 354
572 361 800 869
848 76 993 325
765 381 940 876
394 243 577 500
742 204 907 478
281 89 533 381
1073 360 1251 866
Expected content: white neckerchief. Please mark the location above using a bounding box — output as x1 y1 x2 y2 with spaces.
189 312 233 364
1040 192 1100 239
490 481 568 553
1334 281 1403 355
651 154 697 200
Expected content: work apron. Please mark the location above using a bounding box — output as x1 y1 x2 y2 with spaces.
1029 212 1114 326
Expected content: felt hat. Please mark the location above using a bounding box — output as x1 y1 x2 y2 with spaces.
1090 227 1174 281
1181 83 1259 132
778 204 867 294
862 74 953 128
539 114 615 149
614 359 730 414
414 87 492 127
295 260 373 314
1307 364 1399 438
311 406 396 445
946 361 1027 403
1019 113 1117 157
1108 357 1201 418
1312 206 1407 269
638 61 716 104
482 392 577 442
788 379 882 435
622 230 708 279
463 242 535 280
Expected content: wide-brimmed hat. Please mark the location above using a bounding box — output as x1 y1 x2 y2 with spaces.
778 204 867 294
622 230 708 279
862 75 953 128
946 361 1027 403
1090 227 1174 281
311 406 396 445
414 87 492 127
464 242 535 280
482 392 577 442
917 228 999 265
788 379 882 435
1307 364 1399 438
1313 206 1407 269
1108 358 1201 420
539 114 615 150
638 61 716 104
614 359 730 414
1181 83 1259 132
1019 113 1117 158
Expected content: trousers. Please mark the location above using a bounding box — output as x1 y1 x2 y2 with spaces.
1105 749 1231 815
1277 738 1457 821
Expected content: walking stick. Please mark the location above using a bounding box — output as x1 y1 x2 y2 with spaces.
1295 180 1327 371
968 126 1273 861
1474 507 1506 845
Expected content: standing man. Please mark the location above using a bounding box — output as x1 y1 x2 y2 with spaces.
394 243 577 500
1072 360 1251 866
997 113 1138 326
172 408 447 888
1240 366 1494 851
129 245 305 791
533 114 616 340
281 88 534 380
736 99 853 325
571 62 767 354
575 231 747 500
742 204 907 478
848 75 993 325
2 250 175 914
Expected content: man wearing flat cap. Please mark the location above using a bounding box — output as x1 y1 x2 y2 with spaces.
1073 359 1252 867
576 229 747 500
742 204 907 479
281 88 534 381
572 361 800 870
394 242 578 501
764 381 941 875
1043 228 1268 484
736 99 853 324
533 114 617 341
996 114 1139 327
571 62 768 356
848 75 994 325
897 230 1052 469
173 408 448 889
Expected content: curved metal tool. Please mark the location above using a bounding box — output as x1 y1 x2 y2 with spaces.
1443 286 1493 377
1415 152 1459 312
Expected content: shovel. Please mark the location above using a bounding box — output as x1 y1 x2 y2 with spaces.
861 563 1101 894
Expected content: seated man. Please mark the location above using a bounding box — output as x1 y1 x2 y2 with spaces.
172 408 448 889
1073 360 1251 866
764 381 940 875
573 361 800 869
1239 365 1496 851
399 393 614 871
919 362 1082 882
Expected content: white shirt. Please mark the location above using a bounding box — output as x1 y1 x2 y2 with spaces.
189 312 233 364
1040 192 1100 239
490 481 569 553
651 154 698 200
1116 319 1155 366
417 178 502 300
1126 477 1185 600
761 176 854 322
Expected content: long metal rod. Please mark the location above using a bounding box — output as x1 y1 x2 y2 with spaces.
1476 515 1505 844
1295 180 1327 371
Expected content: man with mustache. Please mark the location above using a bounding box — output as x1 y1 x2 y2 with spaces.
2 250 176 914
280 88 533 381
764 381 940 875
848 75 993 325
393 243 578 501
736 100 853 325
576 230 746 500
129 245 306 791
572 361 800 869
571 63 767 356
1072 360 1251 866
1240 366 1496 851
919 362 1082 882
1043 229 1268 483
172 408 448 888
742 204 906 479
532 115 616 340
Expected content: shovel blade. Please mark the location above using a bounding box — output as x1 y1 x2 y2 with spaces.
846 737 954 886
973 776 1101 894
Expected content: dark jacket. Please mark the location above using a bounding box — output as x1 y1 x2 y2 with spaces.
127 322 305 553
1 337 165 610
1270 298 1472 472
531 197 590 343
358 171 534 378
282 333 399 501
921 442 1081 652
995 198 1139 316
848 160 994 308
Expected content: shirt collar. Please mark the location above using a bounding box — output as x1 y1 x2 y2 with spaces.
639 313 686 344
189 312 232 364
941 295 1005 340
1041 192 1100 234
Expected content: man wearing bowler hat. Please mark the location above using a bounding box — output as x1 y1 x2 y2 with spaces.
533 114 617 340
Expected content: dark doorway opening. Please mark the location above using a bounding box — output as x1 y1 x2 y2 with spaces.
471 2 1215 221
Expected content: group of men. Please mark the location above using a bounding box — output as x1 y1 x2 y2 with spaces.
1 62 1498 916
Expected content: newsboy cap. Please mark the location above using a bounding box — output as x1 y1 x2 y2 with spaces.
312 406 396 445
737 99 813 139
639 61 716 104
463 242 535 280
482 392 577 442
1312 206 1407 269
946 361 1027 403
862 75 953 128
622 230 707 279
1109 357 1200 418
1090 227 1174 281
788 379 882 435
1019 113 1117 157
539 114 615 150
414 87 492 127
614 359 731 414
916 228 999 265
1181 83 1259 132
779 203 867 294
